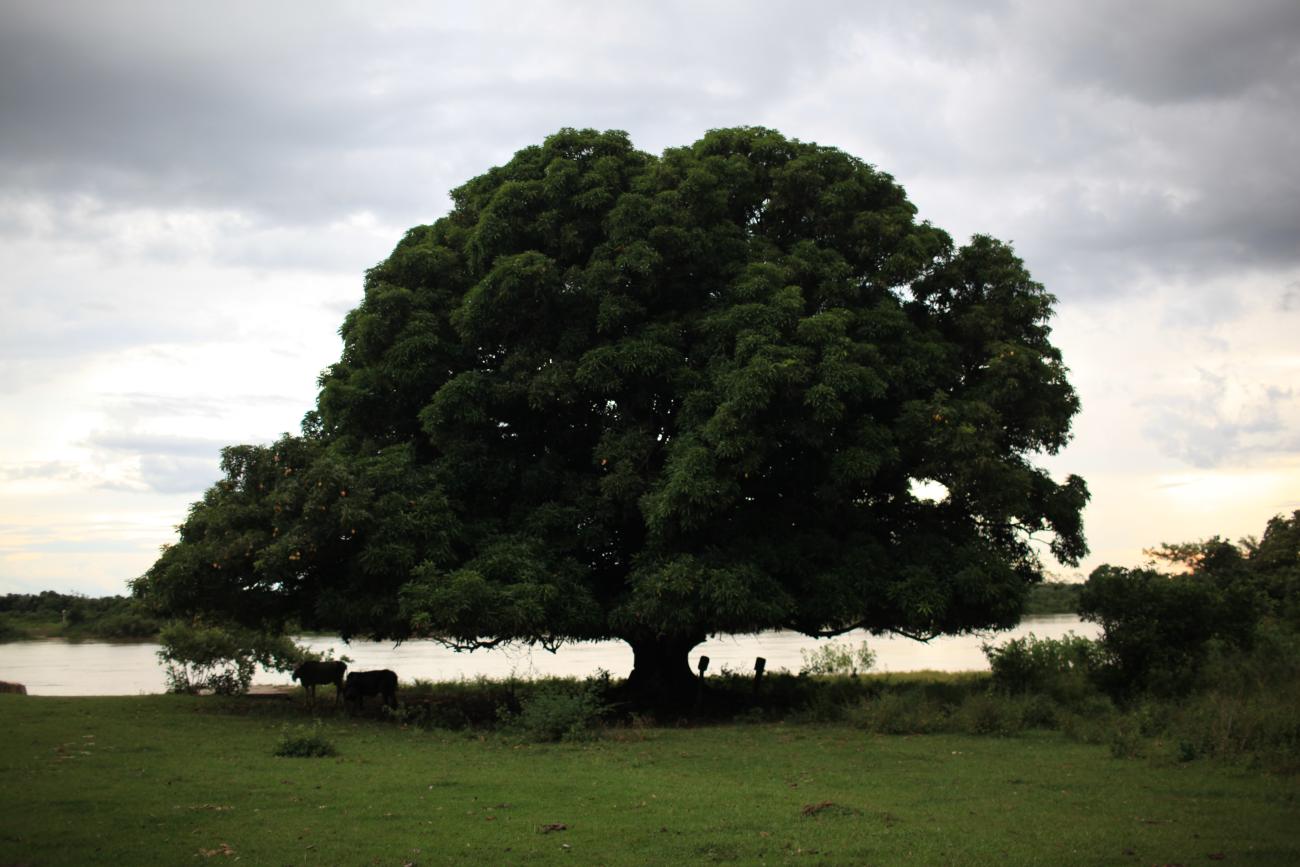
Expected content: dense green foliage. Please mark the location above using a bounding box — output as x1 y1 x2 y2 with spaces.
984 632 1101 704
496 677 612 742
966 511 1300 768
3 694 1296 865
1079 510 1300 698
133 127 1087 698
0 592 162 641
157 622 304 695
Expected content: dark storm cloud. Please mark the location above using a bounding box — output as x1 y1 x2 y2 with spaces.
1030 0 1300 104
2 0 1295 295
0 3 438 223
0 1 852 227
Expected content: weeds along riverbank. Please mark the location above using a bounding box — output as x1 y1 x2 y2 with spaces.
1 687 1297 866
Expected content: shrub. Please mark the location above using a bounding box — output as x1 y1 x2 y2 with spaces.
273 722 338 758
1108 717 1145 759
951 693 1025 736
158 622 304 695
1057 696 1120 745
984 633 1101 706
799 640 876 677
1019 693 1060 729
1159 628 1300 771
1080 564 1261 699
853 688 949 735
500 678 609 742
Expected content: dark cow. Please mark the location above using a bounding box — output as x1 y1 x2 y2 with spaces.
343 669 398 710
292 660 347 705
0 680 27 695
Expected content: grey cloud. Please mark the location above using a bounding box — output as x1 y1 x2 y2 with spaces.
0 461 84 482
1144 372 1300 468
21 539 152 554
1281 282 1300 312
2 0 1296 304
100 392 302 424
137 455 220 495
0 0 1297 365
0 312 222 364
88 433 228 459
0 1 855 227
1026 0 1300 105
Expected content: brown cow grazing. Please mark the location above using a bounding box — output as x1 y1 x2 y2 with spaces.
343 669 398 710
0 680 26 695
292 660 347 705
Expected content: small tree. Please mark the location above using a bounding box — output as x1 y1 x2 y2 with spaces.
157 621 304 695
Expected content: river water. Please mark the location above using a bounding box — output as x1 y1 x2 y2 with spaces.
0 615 1097 696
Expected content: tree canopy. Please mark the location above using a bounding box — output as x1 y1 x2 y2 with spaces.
134 127 1088 697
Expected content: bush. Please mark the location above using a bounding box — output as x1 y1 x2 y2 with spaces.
499 677 610 742
1020 693 1061 729
158 622 304 695
273 722 338 758
1080 563 1261 699
1108 717 1145 759
799 640 876 677
853 688 950 735
951 693 1025 736
1056 696 1120 745
984 633 1101 706
1159 627 1300 771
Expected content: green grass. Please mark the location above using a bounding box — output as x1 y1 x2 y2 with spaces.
1 695 1296 865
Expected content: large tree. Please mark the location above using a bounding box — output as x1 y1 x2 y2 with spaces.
135 127 1088 700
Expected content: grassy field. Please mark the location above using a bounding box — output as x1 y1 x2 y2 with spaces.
0 694 1296 866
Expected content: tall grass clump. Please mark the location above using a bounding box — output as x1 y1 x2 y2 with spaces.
498 676 610 742
273 721 338 758
853 687 950 734
1161 625 1300 770
799 640 876 677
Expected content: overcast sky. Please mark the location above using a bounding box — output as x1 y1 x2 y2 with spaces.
2 0 1298 597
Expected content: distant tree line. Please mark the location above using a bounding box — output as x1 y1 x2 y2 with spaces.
1021 581 1083 615
0 592 162 641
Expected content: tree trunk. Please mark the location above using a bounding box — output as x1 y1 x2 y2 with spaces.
624 634 702 710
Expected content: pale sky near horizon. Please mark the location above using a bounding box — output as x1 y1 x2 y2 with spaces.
1 1 1298 597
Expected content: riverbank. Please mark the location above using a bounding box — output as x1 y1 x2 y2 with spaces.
0 693 1294 865
0 615 1099 696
